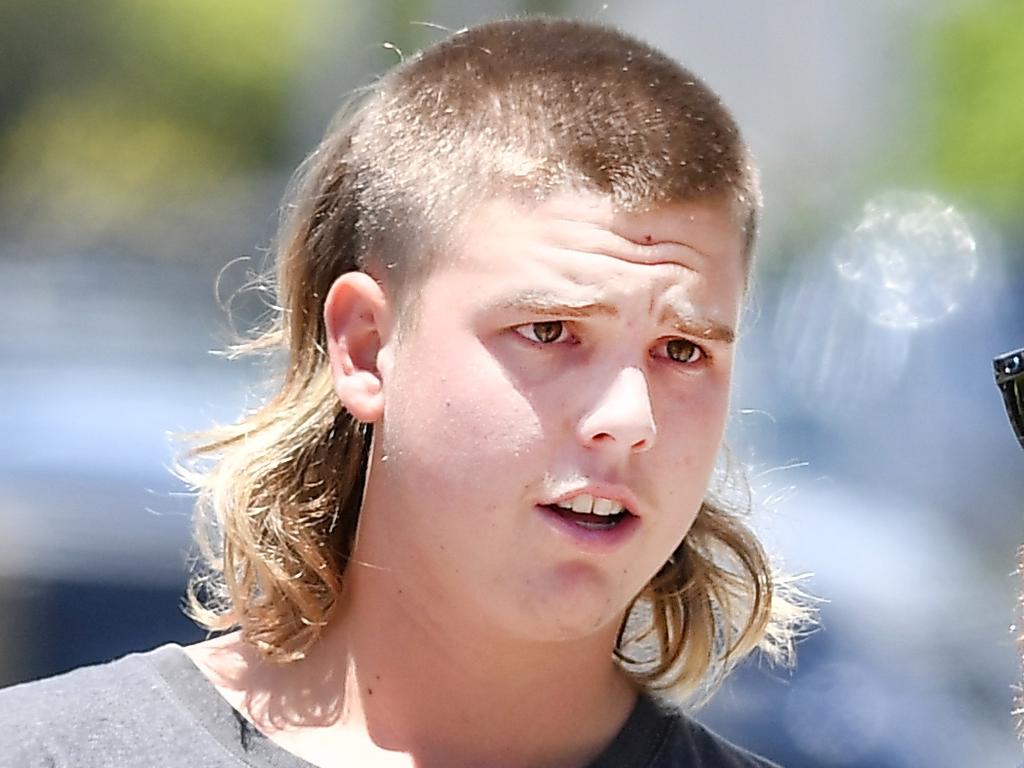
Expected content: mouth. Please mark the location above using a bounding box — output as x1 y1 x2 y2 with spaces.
541 494 633 531
536 490 640 550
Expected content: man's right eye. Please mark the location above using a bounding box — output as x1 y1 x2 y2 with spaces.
514 321 567 344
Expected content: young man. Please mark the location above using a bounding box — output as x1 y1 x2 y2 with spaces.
0 16 808 768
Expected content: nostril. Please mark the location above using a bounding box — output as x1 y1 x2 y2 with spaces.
631 437 652 452
583 431 654 453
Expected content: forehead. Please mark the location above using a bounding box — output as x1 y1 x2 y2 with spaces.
386 191 747 344
446 191 746 286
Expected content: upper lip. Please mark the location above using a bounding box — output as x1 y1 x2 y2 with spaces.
544 484 641 517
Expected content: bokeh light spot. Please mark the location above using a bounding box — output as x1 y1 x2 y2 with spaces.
833 191 978 329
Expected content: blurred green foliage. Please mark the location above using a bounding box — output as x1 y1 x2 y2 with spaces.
0 0 574 240
0 0 301 236
924 0 1024 222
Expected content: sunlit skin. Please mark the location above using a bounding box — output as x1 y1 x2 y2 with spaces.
185 191 747 768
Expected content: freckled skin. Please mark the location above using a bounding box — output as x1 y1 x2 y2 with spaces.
357 191 746 644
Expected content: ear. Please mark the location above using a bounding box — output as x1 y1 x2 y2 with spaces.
323 271 391 423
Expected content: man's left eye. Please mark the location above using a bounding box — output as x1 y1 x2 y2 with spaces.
659 338 703 363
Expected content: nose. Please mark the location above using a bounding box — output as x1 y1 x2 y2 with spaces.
576 366 657 454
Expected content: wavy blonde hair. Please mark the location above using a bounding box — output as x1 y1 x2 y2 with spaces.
180 16 813 700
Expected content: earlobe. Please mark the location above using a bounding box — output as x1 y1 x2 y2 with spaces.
323 272 390 423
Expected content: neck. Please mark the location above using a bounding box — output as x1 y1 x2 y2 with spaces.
220 535 639 768
296 554 637 768
210 474 644 768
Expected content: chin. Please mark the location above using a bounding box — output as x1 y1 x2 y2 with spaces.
543 610 626 645
503 565 636 644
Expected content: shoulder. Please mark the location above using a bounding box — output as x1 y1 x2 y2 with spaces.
0 646 168 728
0 645 194 767
595 694 779 768
657 706 781 768
609 695 780 768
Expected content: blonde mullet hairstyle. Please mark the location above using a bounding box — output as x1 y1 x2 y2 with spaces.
179 15 814 693
181 121 373 660
617 494 812 702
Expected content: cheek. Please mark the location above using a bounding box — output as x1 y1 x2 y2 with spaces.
654 377 731 481
382 331 545 473
663 365 731 427
702 381 733 446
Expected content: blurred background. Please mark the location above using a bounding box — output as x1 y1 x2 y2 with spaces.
1 0 1022 765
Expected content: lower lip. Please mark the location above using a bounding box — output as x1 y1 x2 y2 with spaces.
536 505 640 553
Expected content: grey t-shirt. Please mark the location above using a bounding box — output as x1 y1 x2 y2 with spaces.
0 645 778 767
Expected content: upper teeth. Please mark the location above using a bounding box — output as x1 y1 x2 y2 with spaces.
555 494 624 516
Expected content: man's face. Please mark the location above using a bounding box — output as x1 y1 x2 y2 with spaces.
362 191 746 643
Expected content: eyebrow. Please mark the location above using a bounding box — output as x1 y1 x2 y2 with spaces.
492 290 620 318
492 290 736 344
660 309 736 344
